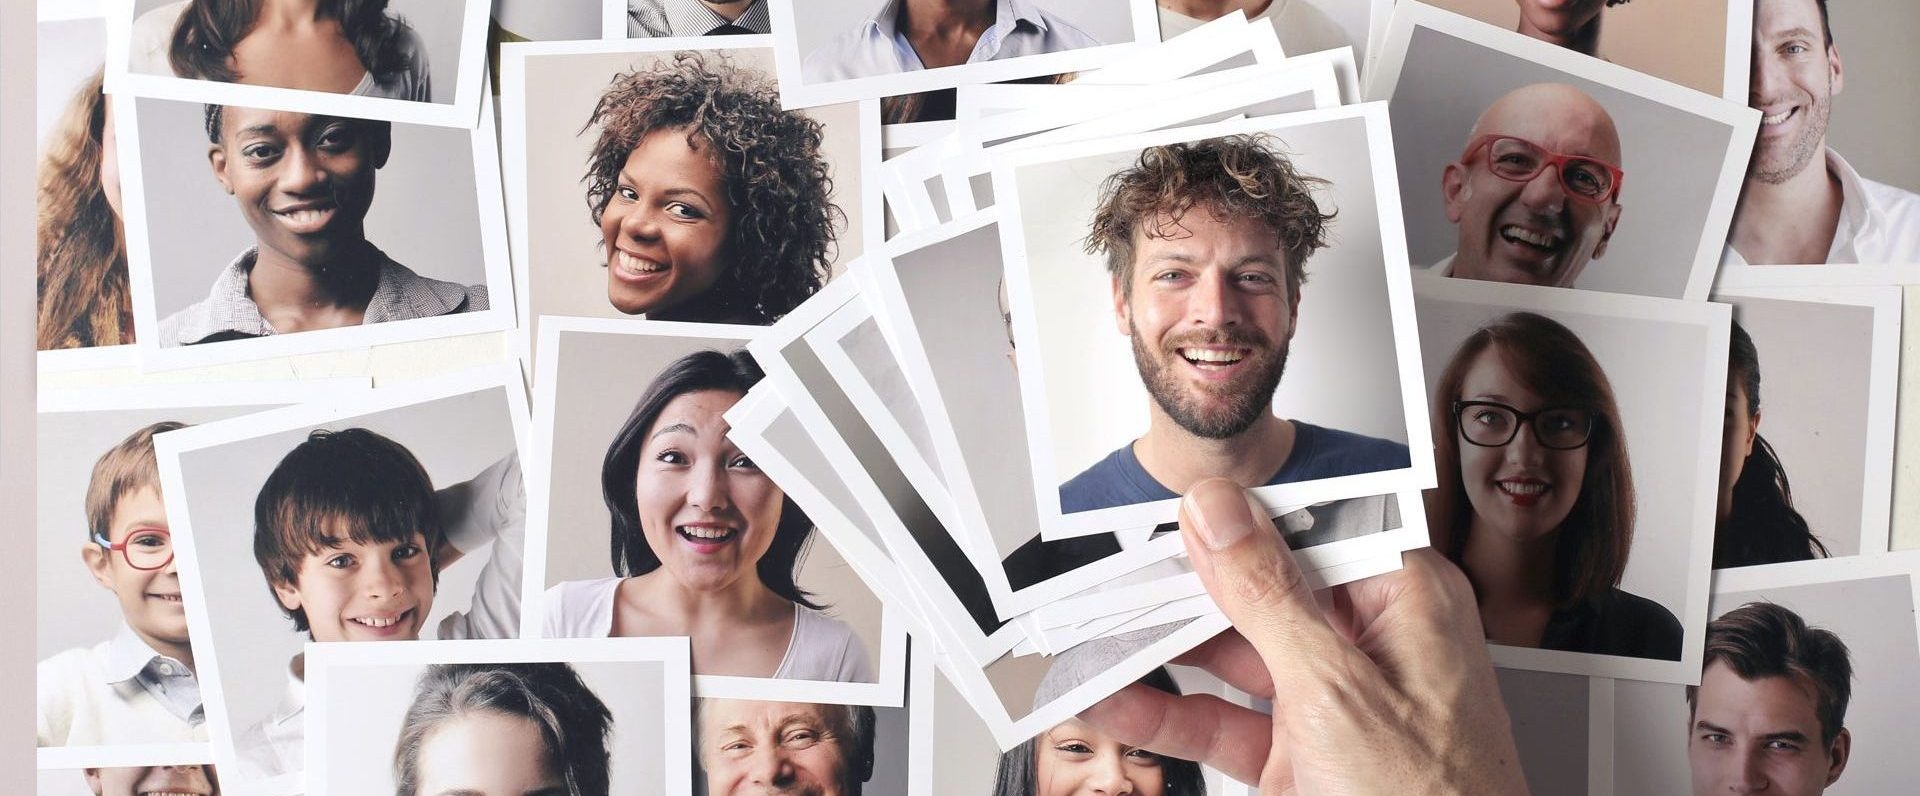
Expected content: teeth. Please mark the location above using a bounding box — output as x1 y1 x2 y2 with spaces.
1180 348 1245 364
1761 109 1792 125
1499 482 1549 496
679 526 734 540
616 250 668 275
353 614 401 628
277 208 331 225
1501 225 1559 249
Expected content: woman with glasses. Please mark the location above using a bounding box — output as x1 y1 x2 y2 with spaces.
1425 311 1682 660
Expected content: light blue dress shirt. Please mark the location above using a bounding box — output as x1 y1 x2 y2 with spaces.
802 0 1105 82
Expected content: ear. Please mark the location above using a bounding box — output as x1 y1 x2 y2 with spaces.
82 541 114 590
1591 202 1623 260
208 144 233 195
1442 161 1471 224
1825 726 1851 785
83 768 104 796
1743 409 1761 458
1110 274 1132 337
1828 43 1844 97
271 578 304 613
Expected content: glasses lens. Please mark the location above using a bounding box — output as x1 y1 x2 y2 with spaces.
1485 138 1546 180
124 529 172 570
1459 403 1519 447
1560 159 1614 200
1534 409 1594 449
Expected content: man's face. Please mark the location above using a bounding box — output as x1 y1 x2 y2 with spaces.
1688 661 1849 796
700 699 858 796
1749 0 1842 185
82 487 189 655
270 530 434 643
1441 85 1623 288
1113 209 1297 441
85 765 216 796
207 107 385 267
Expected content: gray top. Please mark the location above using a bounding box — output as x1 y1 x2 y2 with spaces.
156 246 487 346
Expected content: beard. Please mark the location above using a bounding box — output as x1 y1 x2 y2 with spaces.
1749 91 1832 185
1131 322 1289 440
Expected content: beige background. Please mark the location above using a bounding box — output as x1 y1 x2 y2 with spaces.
1896 287 1920 552
6 0 38 787
521 46 866 342
1495 667 1590 796
1424 0 1729 96
541 329 886 679
1825 0 1920 193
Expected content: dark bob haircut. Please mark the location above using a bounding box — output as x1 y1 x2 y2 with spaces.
253 427 442 633
990 666 1206 796
395 662 614 796
581 51 840 324
168 0 419 86
601 348 820 609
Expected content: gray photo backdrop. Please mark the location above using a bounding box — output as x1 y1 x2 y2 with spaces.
495 0 601 41
1612 574 1920 795
786 0 1138 75
36 15 104 149
1496 667 1590 796
1015 113 1411 486
1390 25 1738 299
130 0 471 104
1724 295 1877 559
134 96 491 320
1416 294 1718 628
542 330 886 679
174 388 519 745
1827 0 1920 193
322 659 671 794
36 406 269 668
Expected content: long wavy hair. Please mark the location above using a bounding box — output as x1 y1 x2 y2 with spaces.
1715 320 1829 568
601 349 821 609
36 69 131 350
990 667 1205 796
167 0 417 85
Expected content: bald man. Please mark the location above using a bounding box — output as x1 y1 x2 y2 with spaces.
1432 82 1624 288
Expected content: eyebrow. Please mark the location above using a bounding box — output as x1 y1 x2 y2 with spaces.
235 123 283 138
650 422 698 441
1142 252 1283 268
618 167 715 203
1765 25 1821 43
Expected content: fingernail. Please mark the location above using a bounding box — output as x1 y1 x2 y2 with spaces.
1184 480 1261 550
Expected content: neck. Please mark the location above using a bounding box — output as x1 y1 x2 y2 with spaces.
1459 520 1558 606
1517 17 1601 56
1159 0 1273 20
903 0 995 35
632 570 788 632
1729 146 1843 262
247 240 379 315
701 0 752 22
257 0 326 27
1133 411 1293 495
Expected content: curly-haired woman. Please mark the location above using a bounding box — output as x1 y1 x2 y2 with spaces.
582 51 841 325
37 70 132 350
130 0 430 101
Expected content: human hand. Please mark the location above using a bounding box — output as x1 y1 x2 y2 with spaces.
1080 479 1529 795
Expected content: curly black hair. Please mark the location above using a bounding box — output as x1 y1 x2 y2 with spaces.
582 51 840 324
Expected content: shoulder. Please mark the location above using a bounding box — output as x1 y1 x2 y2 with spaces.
543 577 621 636
130 1 190 75
785 607 874 683
802 24 884 82
36 643 110 701
626 0 673 38
1059 444 1160 513
372 256 490 320
1860 174 1920 233
155 298 216 347
1592 588 1684 659
1027 5 1104 48
1284 422 1411 479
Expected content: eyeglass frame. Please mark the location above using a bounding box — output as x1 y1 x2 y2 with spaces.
91 526 175 571
1459 134 1625 205
1451 400 1597 451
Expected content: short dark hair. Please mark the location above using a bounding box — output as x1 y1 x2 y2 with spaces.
1717 320 1829 568
1815 0 1834 45
1083 133 1333 301
1687 601 1853 746
990 667 1207 796
601 349 820 609
169 0 419 86
201 103 392 153
395 663 614 796
582 51 840 324
252 427 442 633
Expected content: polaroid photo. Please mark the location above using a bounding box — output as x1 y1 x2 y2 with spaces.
498 37 880 363
114 90 512 371
1415 274 1728 684
1708 284 1901 567
306 637 693 795
1415 0 1752 99
1141 0 1386 94
37 0 141 371
105 0 491 129
1722 0 1920 267
528 317 909 706
1076 9 1268 86
34 380 365 771
152 365 532 795
36 764 222 796
1370 2 1758 302
766 0 1157 109
1605 551 1920 796
1715 265 1920 290
1495 667 1610 796
995 104 1433 540
494 0 603 44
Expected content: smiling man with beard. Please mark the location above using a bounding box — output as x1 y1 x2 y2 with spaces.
1432 82 1625 289
1059 135 1410 514
156 104 487 346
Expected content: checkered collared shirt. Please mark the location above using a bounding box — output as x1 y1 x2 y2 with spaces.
156 246 489 347
628 0 772 37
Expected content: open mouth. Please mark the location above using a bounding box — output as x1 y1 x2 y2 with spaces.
1496 479 1553 507
148 592 184 604
1759 106 1797 128
271 201 339 234
349 608 413 630
1177 346 1250 370
677 524 739 548
1499 224 1563 255
139 791 209 796
612 249 668 281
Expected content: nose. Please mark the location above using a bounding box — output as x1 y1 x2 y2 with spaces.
1504 417 1548 465
276 144 330 196
358 552 408 600
748 744 795 786
619 202 662 242
141 764 212 790
1084 752 1135 795
1748 42 1781 108
1730 748 1771 794
1186 268 1244 328
1517 166 1568 215
686 461 734 514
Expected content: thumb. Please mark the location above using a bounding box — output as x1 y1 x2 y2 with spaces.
1179 478 1354 693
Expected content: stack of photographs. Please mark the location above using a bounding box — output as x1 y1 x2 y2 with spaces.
28 1 1920 795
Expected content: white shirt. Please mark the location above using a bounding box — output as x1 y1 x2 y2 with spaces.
37 624 207 747
1723 148 1920 266
130 1 432 102
543 577 875 683
1158 0 1352 56
628 0 773 37
234 660 304 780
802 0 1103 82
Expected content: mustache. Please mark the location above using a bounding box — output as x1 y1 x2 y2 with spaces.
1161 327 1272 353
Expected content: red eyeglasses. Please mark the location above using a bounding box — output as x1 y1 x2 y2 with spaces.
93 527 174 571
1460 134 1624 204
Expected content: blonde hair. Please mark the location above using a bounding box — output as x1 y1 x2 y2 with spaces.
36 69 132 350
85 422 186 540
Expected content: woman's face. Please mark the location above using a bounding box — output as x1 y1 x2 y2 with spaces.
413 710 566 796
1456 348 1588 542
600 127 732 318
1032 718 1167 796
636 389 785 594
100 98 123 218
1716 373 1759 523
1515 0 1607 38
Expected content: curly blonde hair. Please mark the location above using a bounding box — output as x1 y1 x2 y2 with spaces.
36 70 131 350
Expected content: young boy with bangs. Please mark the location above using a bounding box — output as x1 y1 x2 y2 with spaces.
234 427 524 779
39 422 206 747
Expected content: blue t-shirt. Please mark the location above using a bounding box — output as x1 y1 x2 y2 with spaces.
1059 421 1411 513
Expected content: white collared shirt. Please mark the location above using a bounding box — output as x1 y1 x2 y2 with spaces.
37 623 207 746
1723 148 1920 266
628 0 773 37
802 0 1103 82
1157 0 1352 56
235 660 304 779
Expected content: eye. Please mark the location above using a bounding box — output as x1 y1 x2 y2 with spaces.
616 185 638 202
782 729 820 748
1783 42 1809 56
392 543 423 562
654 449 688 466
315 124 356 152
1125 748 1164 765
241 142 283 164
1765 739 1803 752
325 553 356 570
1235 270 1277 286
728 453 759 471
1053 741 1094 756
129 531 169 548
1699 731 1731 745
665 201 705 220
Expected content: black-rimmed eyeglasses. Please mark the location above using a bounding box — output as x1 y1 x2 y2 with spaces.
1453 400 1595 450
